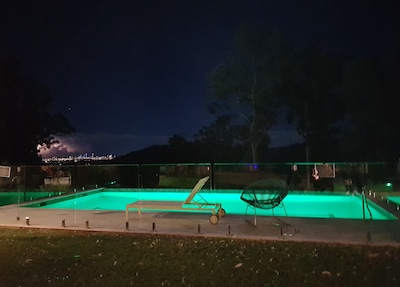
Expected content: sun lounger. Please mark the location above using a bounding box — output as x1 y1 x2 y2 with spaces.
126 176 225 224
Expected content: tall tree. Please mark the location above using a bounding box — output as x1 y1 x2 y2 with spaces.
341 53 400 161
0 60 75 164
207 26 292 163
286 45 345 162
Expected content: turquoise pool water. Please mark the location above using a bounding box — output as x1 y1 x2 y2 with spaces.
386 196 400 206
23 189 397 220
0 191 64 207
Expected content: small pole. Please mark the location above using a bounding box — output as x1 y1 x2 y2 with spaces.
280 227 283 237
85 220 89 229
367 231 372 242
25 217 30 226
228 225 231 235
152 222 156 233
197 224 201 234
362 193 366 220
125 221 129 230
62 219 66 227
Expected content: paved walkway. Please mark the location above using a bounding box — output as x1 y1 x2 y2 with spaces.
1 202 399 246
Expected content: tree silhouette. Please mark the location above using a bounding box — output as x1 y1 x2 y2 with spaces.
0 60 75 164
168 134 187 146
285 45 345 162
341 53 400 161
195 115 236 147
207 27 292 163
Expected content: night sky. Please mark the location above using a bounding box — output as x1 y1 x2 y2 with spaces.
1 0 398 157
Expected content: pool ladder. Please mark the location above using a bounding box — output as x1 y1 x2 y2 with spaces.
361 189 373 220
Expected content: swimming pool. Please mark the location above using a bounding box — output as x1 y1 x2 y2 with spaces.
23 189 397 220
386 196 400 206
0 191 64 207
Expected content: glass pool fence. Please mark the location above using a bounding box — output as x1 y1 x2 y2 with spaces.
1 162 399 208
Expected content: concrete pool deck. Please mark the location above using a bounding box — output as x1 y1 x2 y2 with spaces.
1 199 400 246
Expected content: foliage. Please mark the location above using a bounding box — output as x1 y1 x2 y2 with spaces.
0 60 75 164
341 54 400 161
168 134 187 146
195 115 237 147
0 228 399 286
285 44 345 161
204 27 400 162
207 27 292 163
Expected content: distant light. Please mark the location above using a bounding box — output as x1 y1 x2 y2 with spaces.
42 153 115 164
386 182 392 187
247 164 258 169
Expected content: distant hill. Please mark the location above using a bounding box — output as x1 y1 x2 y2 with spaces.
112 143 308 164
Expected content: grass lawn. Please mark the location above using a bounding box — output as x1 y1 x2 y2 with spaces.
0 227 399 286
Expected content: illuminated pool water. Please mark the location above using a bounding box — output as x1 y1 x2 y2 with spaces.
0 191 63 207
386 196 400 206
23 189 397 220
